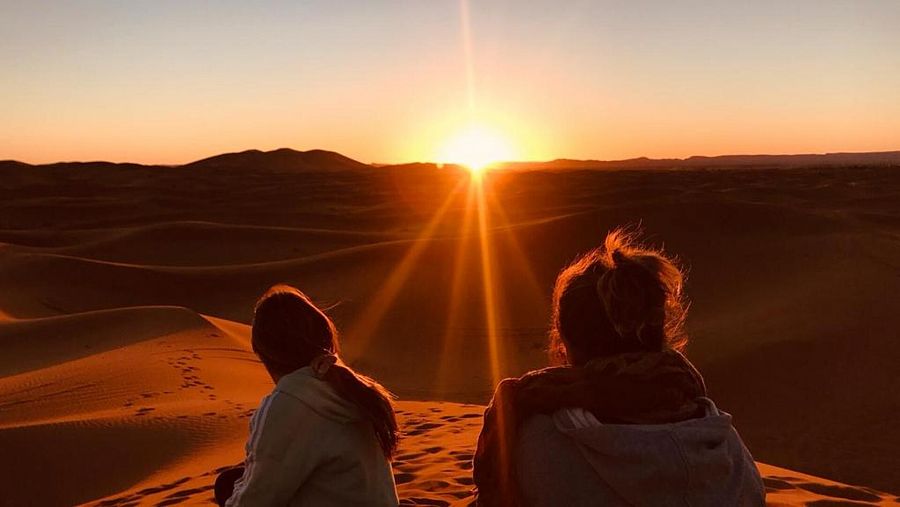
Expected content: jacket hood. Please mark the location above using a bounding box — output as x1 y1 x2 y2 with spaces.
553 398 761 506
275 366 362 423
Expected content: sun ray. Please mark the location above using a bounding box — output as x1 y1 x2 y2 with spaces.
344 178 466 362
475 176 504 387
486 186 547 310
434 177 478 397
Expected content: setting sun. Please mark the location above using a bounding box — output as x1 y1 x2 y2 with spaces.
435 124 519 173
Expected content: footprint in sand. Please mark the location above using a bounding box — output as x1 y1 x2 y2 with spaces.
395 451 427 461
405 422 442 436
393 472 416 485
763 477 794 492
764 474 886 506
455 476 474 486
155 484 215 506
796 482 883 503
134 407 155 416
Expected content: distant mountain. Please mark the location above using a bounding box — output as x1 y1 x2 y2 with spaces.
0 159 164 171
183 148 368 172
502 151 900 171
0 148 368 173
0 160 35 170
680 151 900 167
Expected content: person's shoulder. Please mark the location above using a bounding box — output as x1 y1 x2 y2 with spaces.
490 366 574 399
519 412 558 438
249 390 334 458
256 388 331 433
274 368 363 423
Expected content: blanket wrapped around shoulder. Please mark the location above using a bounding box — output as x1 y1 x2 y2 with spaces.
472 350 707 507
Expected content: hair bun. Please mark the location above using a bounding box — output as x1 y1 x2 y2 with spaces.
596 247 667 344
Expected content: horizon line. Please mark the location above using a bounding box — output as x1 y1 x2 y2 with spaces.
4 146 900 168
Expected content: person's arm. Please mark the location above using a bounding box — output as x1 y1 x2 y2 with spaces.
473 378 520 506
226 392 324 506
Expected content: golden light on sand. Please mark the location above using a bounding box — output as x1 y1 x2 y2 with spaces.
435 124 519 173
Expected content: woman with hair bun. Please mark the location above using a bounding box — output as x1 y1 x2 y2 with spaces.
217 284 399 507
473 229 765 506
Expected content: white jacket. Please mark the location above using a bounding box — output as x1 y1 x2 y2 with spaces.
517 398 765 506
227 367 399 506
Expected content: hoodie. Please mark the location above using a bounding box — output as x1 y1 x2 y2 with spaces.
226 367 399 506
473 350 713 505
516 398 765 506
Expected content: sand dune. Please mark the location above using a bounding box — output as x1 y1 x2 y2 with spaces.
3 320 895 506
0 310 266 506
0 306 209 376
1 156 899 501
2 221 398 267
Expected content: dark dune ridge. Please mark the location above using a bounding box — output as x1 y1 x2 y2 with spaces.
1 149 899 499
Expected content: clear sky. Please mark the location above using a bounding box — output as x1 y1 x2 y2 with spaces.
2 0 899 165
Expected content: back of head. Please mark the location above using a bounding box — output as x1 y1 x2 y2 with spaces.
252 284 399 457
252 285 338 376
550 229 688 365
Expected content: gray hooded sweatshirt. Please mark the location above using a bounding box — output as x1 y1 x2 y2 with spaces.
226 366 399 506
516 398 765 506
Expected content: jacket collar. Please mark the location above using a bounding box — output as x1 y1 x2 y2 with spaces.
275 367 362 423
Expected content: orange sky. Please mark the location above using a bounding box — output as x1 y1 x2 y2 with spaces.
2 1 899 165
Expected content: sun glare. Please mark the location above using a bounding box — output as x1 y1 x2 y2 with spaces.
436 124 518 173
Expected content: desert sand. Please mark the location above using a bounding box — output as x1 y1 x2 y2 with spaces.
1 149 898 505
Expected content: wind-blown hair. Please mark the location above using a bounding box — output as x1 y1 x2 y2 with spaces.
549 228 688 365
252 284 399 457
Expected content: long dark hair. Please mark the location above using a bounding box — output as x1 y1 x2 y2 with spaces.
549 228 688 366
251 284 399 458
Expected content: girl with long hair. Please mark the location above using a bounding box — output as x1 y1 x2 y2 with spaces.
218 284 399 506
